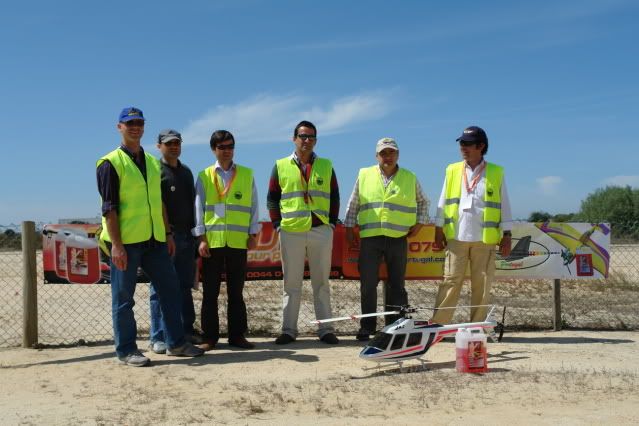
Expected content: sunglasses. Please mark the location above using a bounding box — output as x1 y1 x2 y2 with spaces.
163 140 181 147
123 120 145 127
459 140 478 147
216 143 235 151
297 134 317 141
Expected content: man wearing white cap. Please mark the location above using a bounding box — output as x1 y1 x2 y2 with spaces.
344 138 430 341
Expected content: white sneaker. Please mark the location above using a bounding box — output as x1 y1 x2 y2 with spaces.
149 341 167 354
118 350 150 367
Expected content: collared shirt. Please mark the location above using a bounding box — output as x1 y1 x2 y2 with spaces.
192 161 261 237
96 145 147 216
434 160 513 242
159 158 195 233
267 152 340 229
343 165 430 227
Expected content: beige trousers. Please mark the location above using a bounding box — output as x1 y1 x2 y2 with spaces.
279 225 334 337
432 239 496 324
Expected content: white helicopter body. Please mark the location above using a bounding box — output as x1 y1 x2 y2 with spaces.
314 305 502 369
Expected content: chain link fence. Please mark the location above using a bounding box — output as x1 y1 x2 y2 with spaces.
1 222 638 348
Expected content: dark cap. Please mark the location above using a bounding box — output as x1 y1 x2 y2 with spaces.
119 107 145 123
456 126 487 144
158 129 182 144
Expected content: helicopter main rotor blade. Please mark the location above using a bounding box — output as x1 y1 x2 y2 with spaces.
312 310 401 324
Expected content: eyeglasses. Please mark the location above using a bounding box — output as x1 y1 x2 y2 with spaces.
163 140 181 147
297 134 317 141
216 143 235 151
123 120 145 127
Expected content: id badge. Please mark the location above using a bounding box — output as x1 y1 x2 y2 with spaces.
214 203 226 218
460 194 473 211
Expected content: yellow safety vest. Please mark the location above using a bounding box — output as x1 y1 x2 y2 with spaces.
443 161 504 245
276 156 332 232
199 164 253 249
97 148 165 244
357 166 417 238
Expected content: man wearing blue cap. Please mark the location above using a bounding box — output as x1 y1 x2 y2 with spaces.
432 125 512 324
96 107 204 366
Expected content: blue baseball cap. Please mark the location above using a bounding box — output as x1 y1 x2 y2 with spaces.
118 107 145 123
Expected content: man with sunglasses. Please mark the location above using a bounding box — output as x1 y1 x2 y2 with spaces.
96 107 204 366
431 126 512 324
267 120 340 345
193 130 260 351
147 129 201 355
344 137 430 342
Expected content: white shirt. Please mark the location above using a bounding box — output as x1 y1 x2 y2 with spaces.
434 160 512 242
192 161 262 237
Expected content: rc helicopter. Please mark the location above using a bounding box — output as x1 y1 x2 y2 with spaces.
313 305 506 371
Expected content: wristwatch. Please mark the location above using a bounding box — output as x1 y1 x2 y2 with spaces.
503 231 512 237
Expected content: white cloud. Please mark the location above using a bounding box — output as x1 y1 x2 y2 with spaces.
536 176 562 195
181 92 392 145
602 175 639 187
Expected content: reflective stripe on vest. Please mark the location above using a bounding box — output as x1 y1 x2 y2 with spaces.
97 149 165 244
357 166 417 238
200 164 253 249
442 161 504 245
276 156 332 232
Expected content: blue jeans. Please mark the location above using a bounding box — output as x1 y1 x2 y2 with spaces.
149 231 196 343
110 241 186 358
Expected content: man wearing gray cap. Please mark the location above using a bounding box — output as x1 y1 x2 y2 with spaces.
344 137 429 341
431 125 512 324
148 129 201 354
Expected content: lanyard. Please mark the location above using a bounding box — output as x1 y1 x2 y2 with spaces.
298 161 314 204
213 167 237 200
463 161 486 194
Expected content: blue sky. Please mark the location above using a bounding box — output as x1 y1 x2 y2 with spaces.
1 0 638 225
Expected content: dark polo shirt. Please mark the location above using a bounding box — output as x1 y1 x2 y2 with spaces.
160 159 195 233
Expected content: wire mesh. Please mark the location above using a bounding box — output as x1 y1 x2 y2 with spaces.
0 222 637 348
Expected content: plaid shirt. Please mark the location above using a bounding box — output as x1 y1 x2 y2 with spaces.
344 165 430 227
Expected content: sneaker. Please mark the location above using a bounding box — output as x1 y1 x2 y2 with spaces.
275 334 296 345
228 336 255 349
320 333 339 345
118 351 150 367
166 341 205 357
149 341 167 354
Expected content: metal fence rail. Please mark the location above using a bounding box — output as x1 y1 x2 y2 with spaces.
1 222 638 348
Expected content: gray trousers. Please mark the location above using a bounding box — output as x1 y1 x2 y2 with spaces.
280 225 334 338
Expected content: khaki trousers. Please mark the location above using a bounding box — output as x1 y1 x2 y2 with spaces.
432 239 496 324
279 225 334 338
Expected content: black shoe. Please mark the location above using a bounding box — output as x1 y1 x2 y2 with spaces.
228 336 255 349
356 333 370 342
275 334 296 345
320 333 339 345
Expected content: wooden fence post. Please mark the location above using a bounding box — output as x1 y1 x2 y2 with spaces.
552 279 561 331
22 221 38 348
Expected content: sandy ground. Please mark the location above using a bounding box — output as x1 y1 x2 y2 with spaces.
1 330 638 425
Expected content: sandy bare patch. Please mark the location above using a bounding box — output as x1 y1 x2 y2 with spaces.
1 330 638 425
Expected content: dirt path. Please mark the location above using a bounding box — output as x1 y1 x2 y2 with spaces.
1 330 638 425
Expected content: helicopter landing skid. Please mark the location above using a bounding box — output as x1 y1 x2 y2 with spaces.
362 358 429 374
